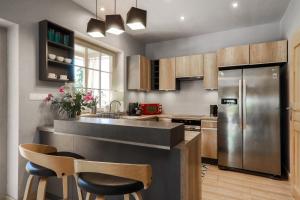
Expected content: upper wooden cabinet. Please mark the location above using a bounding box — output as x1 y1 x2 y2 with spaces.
127 55 151 91
204 53 218 90
250 40 288 64
217 45 250 67
176 54 204 78
159 57 177 91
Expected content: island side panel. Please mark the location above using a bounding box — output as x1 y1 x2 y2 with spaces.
178 135 202 200
40 131 183 200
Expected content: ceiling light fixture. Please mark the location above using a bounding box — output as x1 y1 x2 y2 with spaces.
232 1 239 8
105 0 125 35
87 0 106 38
100 7 105 11
126 0 147 30
180 16 185 21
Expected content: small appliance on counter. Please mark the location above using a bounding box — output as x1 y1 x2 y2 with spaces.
210 105 218 117
128 102 141 116
140 104 162 115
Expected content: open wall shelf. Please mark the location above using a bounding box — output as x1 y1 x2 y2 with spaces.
39 20 75 82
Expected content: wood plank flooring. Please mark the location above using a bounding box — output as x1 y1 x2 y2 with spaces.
202 165 294 200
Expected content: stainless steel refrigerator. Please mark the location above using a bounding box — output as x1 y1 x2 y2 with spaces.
218 66 281 175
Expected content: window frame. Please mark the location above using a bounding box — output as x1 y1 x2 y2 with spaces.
74 38 116 109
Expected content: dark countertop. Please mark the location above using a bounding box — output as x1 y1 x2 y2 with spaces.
51 118 185 150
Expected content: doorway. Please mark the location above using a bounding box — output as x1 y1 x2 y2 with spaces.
0 27 7 198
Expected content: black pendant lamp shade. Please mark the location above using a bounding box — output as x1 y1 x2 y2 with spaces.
105 14 125 35
105 0 125 35
126 7 147 30
87 18 106 38
87 0 106 38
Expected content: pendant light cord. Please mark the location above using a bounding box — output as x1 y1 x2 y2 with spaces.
96 0 98 19
136 0 138 8
115 0 116 14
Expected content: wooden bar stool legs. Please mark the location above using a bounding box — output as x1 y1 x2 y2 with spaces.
123 192 143 200
23 175 35 200
37 177 47 200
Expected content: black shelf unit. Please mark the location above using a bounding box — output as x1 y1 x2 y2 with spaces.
151 60 160 90
39 20 75 82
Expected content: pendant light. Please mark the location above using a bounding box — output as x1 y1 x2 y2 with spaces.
87 0 106 38
105 0 125 35
126 0 147 30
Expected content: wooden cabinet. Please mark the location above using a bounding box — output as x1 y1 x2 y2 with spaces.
201 120 217 159
250 40 288 64
159 57 178 91
203 53 218 90
176 54 203 78
217 45 250 67
127 55 151 91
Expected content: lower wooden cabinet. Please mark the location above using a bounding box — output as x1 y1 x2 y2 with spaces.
159 57 178 91
204 53 218 90
201 120 217 159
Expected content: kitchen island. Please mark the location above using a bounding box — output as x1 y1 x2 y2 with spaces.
39 118 201 200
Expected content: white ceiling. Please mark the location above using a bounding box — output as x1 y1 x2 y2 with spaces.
72 0 291 43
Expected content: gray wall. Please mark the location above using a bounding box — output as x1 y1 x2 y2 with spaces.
0 0 145 199
126 22 283 115
0 27 7 199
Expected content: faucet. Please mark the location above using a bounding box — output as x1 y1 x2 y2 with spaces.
109 100 121 113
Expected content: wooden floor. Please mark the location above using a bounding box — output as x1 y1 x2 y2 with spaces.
202 165 294 200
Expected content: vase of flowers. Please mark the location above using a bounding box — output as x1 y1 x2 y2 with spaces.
45 84 98 119
84 91 99 114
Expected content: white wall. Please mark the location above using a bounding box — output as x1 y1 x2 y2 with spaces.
280 0 300 39
0 0 145 199
126 22 283 115
0 27 7 199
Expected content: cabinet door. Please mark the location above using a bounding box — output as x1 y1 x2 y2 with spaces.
127 55 140 90
250 40 287 64
189 54 204 77
217 45 250 67
201 128 217 159
204 53 218 90
140 56 151 91
159 58 176 90
176 56 190 78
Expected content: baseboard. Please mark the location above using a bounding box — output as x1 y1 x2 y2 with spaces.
2 195 15 200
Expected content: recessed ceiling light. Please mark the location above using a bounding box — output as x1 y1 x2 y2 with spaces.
180 16 185 21
100 7 105 11
232 2 238 8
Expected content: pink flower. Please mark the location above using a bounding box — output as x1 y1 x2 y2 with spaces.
58 86 65 93
44 93 53 102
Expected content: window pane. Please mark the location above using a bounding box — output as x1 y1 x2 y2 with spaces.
101 72 111 90
101 54 112 72
74 66 86 88
101 90 110 108
88 49 100 70
74 55 85 67
87 69 100 89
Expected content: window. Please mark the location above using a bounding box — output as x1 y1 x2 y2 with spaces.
74 40 114 109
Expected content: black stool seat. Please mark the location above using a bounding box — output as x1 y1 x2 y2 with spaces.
26 151 84 177
78 172 144 196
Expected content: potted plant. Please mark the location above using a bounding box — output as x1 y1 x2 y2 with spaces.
45 84 98 119
84 91 99 114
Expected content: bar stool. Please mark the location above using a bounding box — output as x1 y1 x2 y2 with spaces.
74 159 152 200
19 143 84 200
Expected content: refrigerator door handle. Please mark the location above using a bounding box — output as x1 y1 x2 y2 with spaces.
243 79 247 129
239 80 242 128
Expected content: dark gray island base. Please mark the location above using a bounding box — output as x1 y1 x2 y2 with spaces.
39 118 201 200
